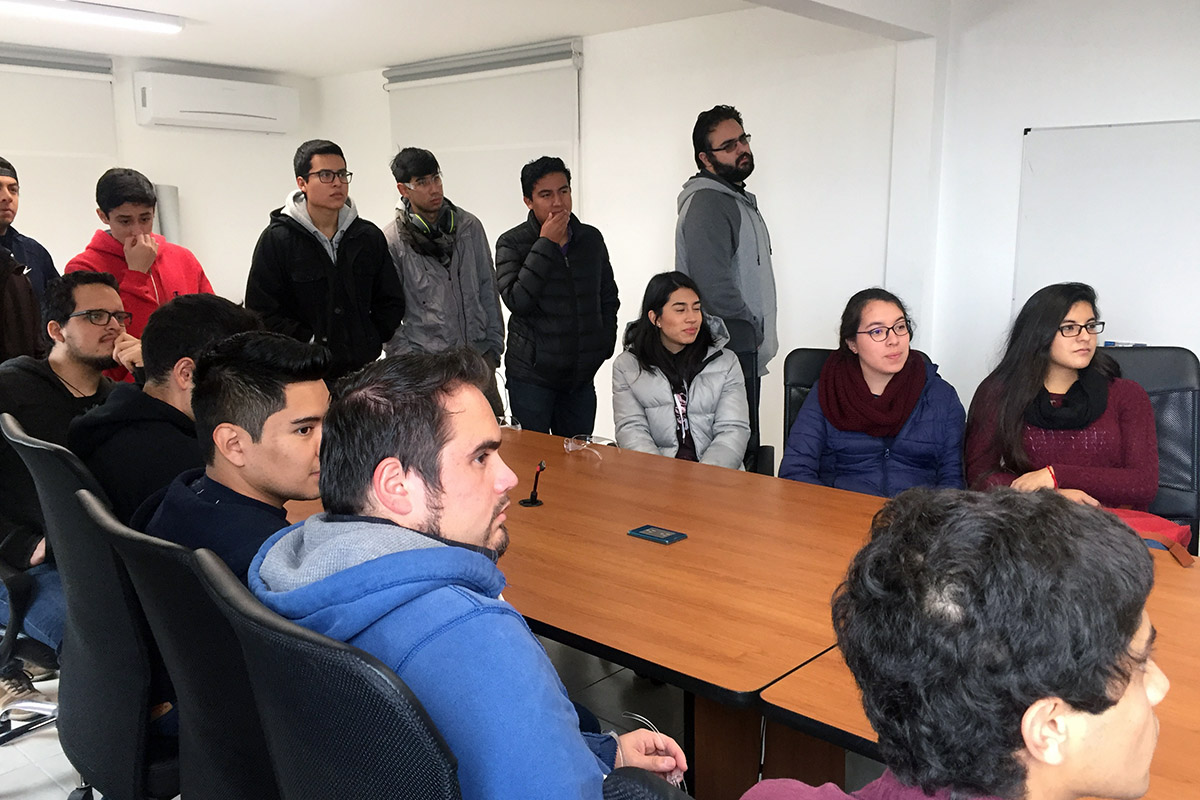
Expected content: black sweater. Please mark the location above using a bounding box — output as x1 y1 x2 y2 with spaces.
69 383 202 524
0 357 112 567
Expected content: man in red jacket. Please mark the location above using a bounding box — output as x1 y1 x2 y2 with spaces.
65 167 213 343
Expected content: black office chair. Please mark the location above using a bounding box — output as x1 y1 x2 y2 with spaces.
603 767 693 799
782 348 833 440
724 318 775 476
194 548 463 799
80 490 281 800
1104 346 1200 553
0 413 178 800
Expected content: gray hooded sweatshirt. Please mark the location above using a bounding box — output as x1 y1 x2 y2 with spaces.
675 173 778 375
281 189 359 264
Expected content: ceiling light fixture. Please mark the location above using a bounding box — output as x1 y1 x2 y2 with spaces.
0 0 184 35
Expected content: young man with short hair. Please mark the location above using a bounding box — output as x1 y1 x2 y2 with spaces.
137 331 330 582
495 156 619 435
0 156 59 303
251 349 683 799
246 139 404 379
384 147 506 415
0 272 142 711
69 294 261 523
65 168 213 341
744 488 1169 800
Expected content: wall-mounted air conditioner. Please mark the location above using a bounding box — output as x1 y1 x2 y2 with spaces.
133 71 299 134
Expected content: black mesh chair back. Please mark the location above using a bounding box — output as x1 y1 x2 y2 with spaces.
81 490 281 800
1104 346 1200 551
603 767 694 799
0 413 178 800
723 318 774 475
193 548 463 799
782 348 833 439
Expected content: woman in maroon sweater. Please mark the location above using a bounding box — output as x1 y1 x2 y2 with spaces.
965 282 1158 509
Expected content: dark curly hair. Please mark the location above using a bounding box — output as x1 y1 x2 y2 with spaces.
833 488 1152 799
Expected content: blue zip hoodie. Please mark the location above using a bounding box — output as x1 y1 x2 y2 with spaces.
250 514 616 799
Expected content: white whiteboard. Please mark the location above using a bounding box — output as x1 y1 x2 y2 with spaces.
1014 121 1200 353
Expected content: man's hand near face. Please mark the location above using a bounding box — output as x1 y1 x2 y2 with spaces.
539 210 570 247
124 233 158 274
113 332 143 372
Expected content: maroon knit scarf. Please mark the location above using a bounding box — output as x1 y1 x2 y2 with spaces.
818 348 927 437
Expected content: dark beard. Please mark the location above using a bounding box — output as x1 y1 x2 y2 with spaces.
711 153 754 184
79 355 118 372
421 496 510 561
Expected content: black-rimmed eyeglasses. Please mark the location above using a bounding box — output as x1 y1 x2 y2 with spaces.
708 133 751 154
857 321 910 342
68 309 132 327
307 169 353 184
1058 321 1105 338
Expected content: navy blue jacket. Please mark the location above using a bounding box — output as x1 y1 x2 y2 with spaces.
779 361 966 497
134 468 289 583
0 227 57 303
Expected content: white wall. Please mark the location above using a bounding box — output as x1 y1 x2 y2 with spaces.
314 68 398 229
311 7 898 457
930 0 1200 398
2 66 117 269
107 58 320 300
580 7 896 449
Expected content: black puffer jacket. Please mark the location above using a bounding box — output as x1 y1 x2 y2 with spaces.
495 212 619 390
246 210 404 378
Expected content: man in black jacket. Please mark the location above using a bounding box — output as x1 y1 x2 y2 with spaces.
245 139 404 379
495 157 618 435
69 294 261 523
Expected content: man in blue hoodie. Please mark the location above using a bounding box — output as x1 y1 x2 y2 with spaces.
251 348 685 799
136 331 330 582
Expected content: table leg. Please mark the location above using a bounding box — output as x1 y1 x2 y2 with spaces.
761 721 845 787
688 693 763 800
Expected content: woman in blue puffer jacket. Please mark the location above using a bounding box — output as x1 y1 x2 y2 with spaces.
778 288 965 497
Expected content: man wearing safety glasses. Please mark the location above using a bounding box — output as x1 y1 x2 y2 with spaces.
246 139 404 379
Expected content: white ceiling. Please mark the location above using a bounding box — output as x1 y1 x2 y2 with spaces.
0 0 756 77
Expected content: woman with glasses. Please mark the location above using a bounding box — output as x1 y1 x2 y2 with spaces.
965 282 1157 508
779 288 965 496
612 272 749 468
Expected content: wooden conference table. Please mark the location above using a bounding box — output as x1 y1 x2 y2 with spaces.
758 550 1200 800
496 429 884 798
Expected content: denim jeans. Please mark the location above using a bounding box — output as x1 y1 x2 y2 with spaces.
506 380 597 437
0 562 64 652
